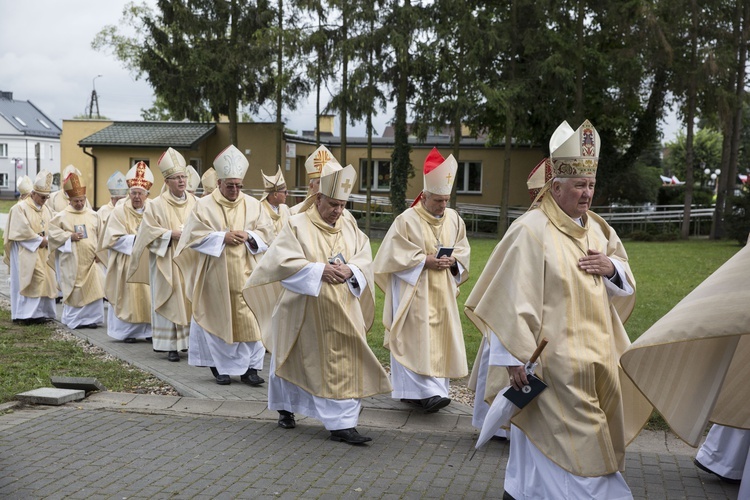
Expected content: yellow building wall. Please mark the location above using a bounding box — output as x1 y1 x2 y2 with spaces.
62 120 543 210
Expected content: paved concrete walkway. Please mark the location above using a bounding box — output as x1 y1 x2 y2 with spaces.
0 266 741 499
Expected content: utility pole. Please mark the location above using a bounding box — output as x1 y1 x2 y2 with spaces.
88 75 102 119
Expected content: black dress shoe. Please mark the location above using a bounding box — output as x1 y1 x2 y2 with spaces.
167 351 180 362
694 458 742 484
502 492 516 500
422 396 451 413
240 368 265 386
400 398 421 406
209 367 231 385
330 428 372 444
277 410 296 429
123 338 137 344
145 337 153 343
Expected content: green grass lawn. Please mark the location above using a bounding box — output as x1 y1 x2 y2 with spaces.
366 238 743 369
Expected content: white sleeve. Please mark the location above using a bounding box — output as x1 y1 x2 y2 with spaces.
190 232 226 257
245 229 268 255
59 237 73 254
345 264 366 298
19 235 43 252
111 234 136 255
488 332 524 367
394 260 425 286
605 259 634 297
281 262 325 297
148 231 171 257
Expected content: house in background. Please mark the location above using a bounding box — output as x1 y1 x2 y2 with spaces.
61 117 543 212
0 91 62 197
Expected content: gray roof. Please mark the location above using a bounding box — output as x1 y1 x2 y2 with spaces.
79 122 216 149
0 93 62 138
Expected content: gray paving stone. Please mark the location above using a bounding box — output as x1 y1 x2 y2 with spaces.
15 387 85 405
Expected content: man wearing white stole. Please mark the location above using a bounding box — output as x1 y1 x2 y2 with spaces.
244 161 391 444
260 166 291 234
465 120 652 500
175 145 274 386
100 161 154 343
129 148 196 362
48 172 105 329
372 147 470 414
4 170 58 324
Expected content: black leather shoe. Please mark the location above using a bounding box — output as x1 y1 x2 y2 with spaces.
400 398 421 406
123 338 137 344
422 396 451 413
277 410 296 429
502 492 516 500
240 368 265 386
209 367 231 385
330 428 372 444
167 351 180 362
145 337 153 343
694 459 742 484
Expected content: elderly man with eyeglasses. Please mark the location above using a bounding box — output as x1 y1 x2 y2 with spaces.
129 148 197 363
3 170 58 324
175 145 275 387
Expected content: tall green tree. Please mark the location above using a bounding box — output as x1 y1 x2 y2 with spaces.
94 0 277 146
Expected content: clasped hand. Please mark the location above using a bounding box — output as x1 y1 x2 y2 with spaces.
322 263 352 284
425 254 455 271
224 230 248 246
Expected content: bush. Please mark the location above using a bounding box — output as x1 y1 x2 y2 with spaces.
725 189 750 245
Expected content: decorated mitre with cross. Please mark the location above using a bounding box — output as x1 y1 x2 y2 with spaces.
33 170 53 194
304 145 335 180
412 147 458 207
157 147 187 179
107 171 128 196
527 157 553 204
549 119 600 178
126 161 154 191
63 172 86 198
319 161 356 201
260 165 286 201
213 145 249 180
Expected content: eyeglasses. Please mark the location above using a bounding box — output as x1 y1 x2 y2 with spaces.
224 183 243 190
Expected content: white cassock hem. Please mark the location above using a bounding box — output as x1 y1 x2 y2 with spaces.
390 355 449 400
695 424 750 480
9 243 56 320
267 357 360 430
61 300 104 329
505 425 633 500
106 306 151 341
188 319 265 375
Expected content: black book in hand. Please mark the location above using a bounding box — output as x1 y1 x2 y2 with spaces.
502 374 547 409
329 253 346 265
436 246 454 258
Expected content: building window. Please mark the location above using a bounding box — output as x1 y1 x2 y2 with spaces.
0 173 8 188
0 144 7 158
189 158 202 172
49 145 54 161
359 159 391 192
37 118 51 129
130 158 150 168
13 116 27 127
456 161 482 194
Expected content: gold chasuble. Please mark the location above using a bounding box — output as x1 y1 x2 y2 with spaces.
174 190 274 344
244 209 391 400
4 197 57 298
261 199 291 234
129 191 196 326
47 206 104 307
373 204 470 378
621 244 750 446
464 194 651 477
100 199 151 324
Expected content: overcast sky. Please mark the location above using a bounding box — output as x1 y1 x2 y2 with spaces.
1 0 679 142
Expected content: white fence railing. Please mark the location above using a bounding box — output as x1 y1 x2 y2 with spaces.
246 189 715 236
